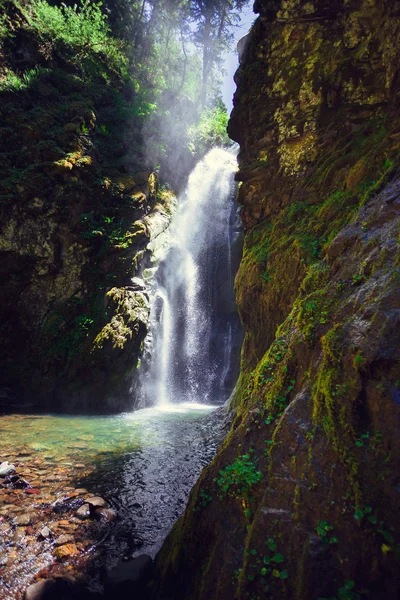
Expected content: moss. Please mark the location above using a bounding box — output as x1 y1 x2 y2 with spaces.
312 325 362 501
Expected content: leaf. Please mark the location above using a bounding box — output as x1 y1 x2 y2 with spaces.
344 580 355 590
247 574 254 581
260 568 267 576
354 510 364 521
272 569 280 578
280 570 288 580
272 553 284 563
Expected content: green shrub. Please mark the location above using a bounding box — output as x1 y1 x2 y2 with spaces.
28 0 128 75
216 454 263 498
187 103 231 155
0 67 49 92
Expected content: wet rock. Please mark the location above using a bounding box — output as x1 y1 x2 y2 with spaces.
0 549 9 566
14 478 31 489
54 543 79 559
13 526 26 543
55 534 75 546
15 513 33 526
25 579 56 600
0 461 16 476
105 554 153 596
38 526 52 539
86 496 108 509
76 504 91 519
94 508 116 522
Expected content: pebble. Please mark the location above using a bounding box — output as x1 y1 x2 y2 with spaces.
38 526 52 539
13 526 26 543
15 513 33 526
54 543 80 560
55 534 75 546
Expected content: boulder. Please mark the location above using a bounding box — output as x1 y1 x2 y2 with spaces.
86 496 108 509
25 579 55 600
105 554 153 597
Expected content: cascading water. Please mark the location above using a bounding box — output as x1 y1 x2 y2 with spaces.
143 147 242 408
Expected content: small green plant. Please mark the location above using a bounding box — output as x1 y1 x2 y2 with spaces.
193 488 213 511
318 579 358 600
352 273 365 285
215 454 263 499
316 520 338 544
353 353 365 369
244 538 288 593
0 67 49 92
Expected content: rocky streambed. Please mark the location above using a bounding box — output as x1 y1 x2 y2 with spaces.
0 406 225 599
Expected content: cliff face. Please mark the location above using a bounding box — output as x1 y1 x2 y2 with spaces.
0 3 175 411
155 1 400 598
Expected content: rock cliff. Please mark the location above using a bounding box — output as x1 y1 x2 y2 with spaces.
0 2 175 410
155 1 400 598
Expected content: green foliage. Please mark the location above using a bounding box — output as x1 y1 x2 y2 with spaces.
193 488 213 511
0 67 50 92
315 520 338 544
188 103 231 156
318 580 359 600
27 0 127 75
216 454 262 498
243 538 288 594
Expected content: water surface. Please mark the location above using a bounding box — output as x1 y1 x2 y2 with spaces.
0 403 225 596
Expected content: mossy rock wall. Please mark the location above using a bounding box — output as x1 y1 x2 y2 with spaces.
155 1 400 598
0 3 176 410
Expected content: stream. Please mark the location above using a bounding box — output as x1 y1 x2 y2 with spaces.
0 404 226 598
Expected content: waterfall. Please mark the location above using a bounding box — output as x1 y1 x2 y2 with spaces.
142 147 242 408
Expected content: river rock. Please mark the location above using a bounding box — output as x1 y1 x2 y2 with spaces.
105 554 153 596
55 534 74 546
76 504 91 519
13 526 26 543
94 508 116 522
54 543 79 559
38 526 52 539
15 513 33 526
86 496 108 509
24 579 56 600
0 461 16 476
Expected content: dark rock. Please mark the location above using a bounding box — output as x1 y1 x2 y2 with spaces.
24 579 56 600
75 503 91 519
86 496 108 509
105 554 153 597
94 507 117 522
